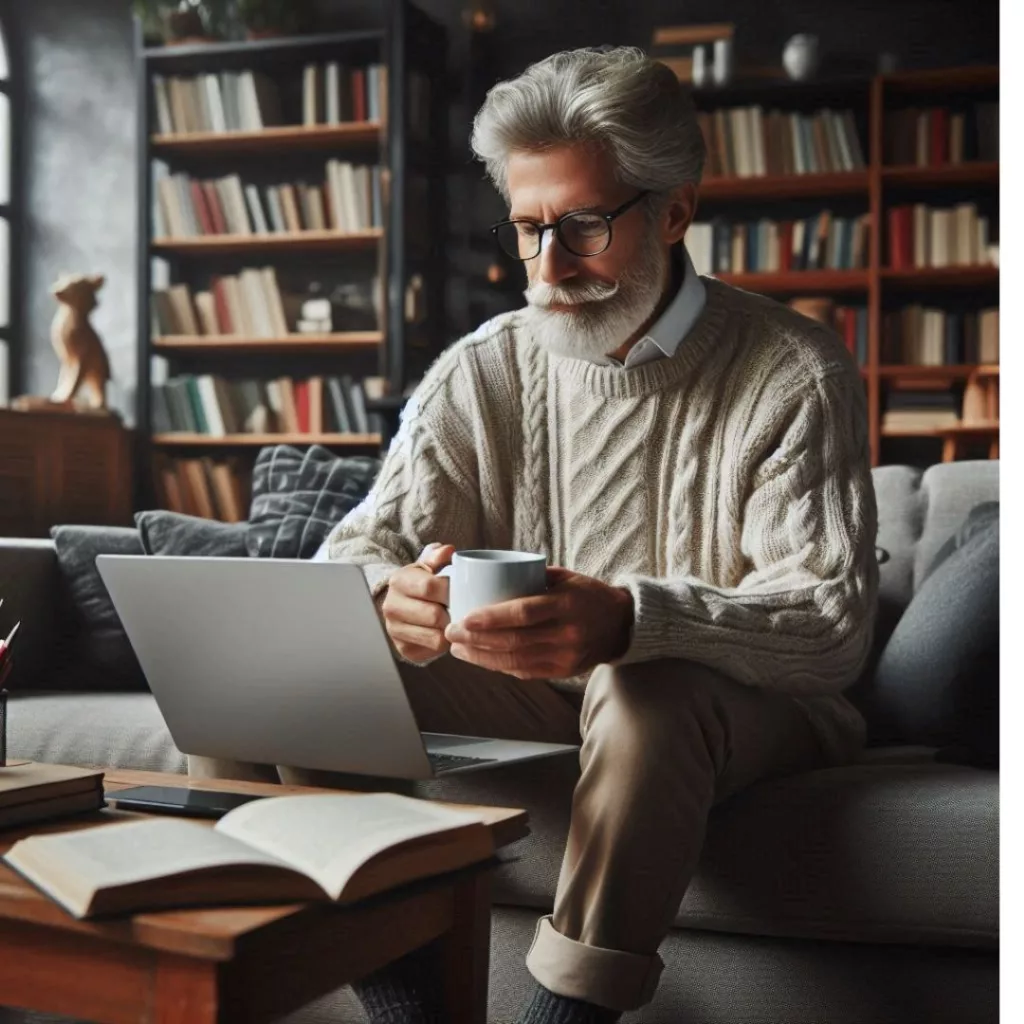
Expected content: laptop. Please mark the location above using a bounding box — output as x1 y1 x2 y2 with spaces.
95 555 579 779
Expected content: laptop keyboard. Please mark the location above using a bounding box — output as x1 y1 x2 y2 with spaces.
427 752 499 774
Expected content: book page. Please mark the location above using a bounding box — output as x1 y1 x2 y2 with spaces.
7 817 302 900
215 792 485 899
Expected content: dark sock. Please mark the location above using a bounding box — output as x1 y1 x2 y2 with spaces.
517 982 621 1024
351 942 444 1024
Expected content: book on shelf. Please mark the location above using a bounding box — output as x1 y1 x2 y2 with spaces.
697 106 865 180
4 791 493 920
887 203 996 269
303 61 388 125
884 100 999 166
153 71 283 135
153 453 251 522
881 306 999 365
687 211 870 275
882 388 961 430
0 762 104 831
153 163 386 238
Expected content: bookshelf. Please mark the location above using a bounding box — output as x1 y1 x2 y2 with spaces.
134 3 447 518
686 65 998 465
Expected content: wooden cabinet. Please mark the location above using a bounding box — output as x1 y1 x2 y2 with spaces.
0 409 133 537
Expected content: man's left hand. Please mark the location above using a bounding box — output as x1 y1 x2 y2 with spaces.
444 567 634 680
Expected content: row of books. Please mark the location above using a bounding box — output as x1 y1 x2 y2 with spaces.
152 375 386 438
153 454 251 522
834 306 869 367
881 306 999 366
153 162 385 238
688 213 870 275
153 71 281 134
884 102 999 167
887 203 995 270
152 268 293 338
301 62 387 125
697 107 866 179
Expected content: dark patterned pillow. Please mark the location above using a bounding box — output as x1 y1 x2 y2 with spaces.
246 445 381 559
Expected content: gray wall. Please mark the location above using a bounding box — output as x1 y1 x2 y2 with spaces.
16 0 136 419
6 0 998 417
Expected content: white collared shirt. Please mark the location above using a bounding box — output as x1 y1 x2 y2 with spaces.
615 245 707 369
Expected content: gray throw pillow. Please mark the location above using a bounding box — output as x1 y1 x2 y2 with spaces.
870 506 998 767
135 511 248 557
246 445 380 559
49 525 148 691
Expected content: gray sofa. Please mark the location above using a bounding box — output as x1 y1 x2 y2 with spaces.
0 462 998 1024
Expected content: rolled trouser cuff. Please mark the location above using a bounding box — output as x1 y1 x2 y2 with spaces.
525 915 664 1012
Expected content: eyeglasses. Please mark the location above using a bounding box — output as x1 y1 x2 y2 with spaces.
490 190 650 261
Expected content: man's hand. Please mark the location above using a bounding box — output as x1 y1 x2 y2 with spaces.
381 543 454 664
444 567 634 680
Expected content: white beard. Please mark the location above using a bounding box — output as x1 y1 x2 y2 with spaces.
520 233 670 363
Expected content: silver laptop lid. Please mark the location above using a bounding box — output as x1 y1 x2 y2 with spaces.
95 555 434 780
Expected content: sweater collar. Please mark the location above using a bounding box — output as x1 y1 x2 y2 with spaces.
545 277 731 399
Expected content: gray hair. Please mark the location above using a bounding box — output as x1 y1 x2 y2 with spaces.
470 46 706 203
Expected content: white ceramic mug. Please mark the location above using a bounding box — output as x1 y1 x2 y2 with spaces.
437 549 547 623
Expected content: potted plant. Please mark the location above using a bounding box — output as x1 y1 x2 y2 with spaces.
131 0 233 46
236 0 312 39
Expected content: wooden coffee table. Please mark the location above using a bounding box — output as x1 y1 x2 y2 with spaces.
0 768 528 1024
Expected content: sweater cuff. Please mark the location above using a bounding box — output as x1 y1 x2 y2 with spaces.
360 562 402 601
613 575 683 665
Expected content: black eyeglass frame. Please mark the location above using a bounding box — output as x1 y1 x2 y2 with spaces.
489 189 651 261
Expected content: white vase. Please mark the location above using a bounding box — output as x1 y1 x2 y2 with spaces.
783 34 820 81
692 45 710 87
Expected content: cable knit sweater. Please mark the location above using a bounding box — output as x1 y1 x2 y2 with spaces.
327 277 879 757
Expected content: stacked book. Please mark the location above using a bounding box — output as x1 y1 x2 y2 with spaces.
152 267 292 338
153 454 251 522
301 62 388 124
882 306 999 365
884 101 999 166
153 162 385 237
882 389 960 431
697 107 866 179
153 71 282 134
152 374 385 438
688 212 870 275
887 203 995 269
0 763 105 830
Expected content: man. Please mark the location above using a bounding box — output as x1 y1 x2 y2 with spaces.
199 45 878 1024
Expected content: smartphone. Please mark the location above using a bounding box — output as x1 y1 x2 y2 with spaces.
105 785 265 819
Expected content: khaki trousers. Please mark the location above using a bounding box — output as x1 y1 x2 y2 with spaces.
190 655 846 1012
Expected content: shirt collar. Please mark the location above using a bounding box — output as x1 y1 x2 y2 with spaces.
622 244 708 369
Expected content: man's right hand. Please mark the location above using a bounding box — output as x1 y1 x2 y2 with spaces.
381 543 455 664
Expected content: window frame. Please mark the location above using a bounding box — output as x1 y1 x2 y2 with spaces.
0 4 20 399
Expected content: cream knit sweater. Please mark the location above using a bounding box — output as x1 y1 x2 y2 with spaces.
328 277 879 757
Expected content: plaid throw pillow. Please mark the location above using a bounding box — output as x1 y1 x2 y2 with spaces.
247 445 381 559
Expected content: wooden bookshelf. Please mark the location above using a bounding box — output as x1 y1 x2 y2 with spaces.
153 333 383 354
151 122 383 155
880 265 999 289
135 5 448 519
152 433 383 447
151 229 383 256
881 161 999 187
700 170 868 201
691 64 998 465
878 363 999 379
716 270 870 294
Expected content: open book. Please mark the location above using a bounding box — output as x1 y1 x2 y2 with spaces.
4 792 494 919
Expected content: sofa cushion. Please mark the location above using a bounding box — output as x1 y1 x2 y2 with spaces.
246 445 380 559
135 510 248 557
8 692 186 773
418 754 998 948
49 525 148 691
870 506 998 766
